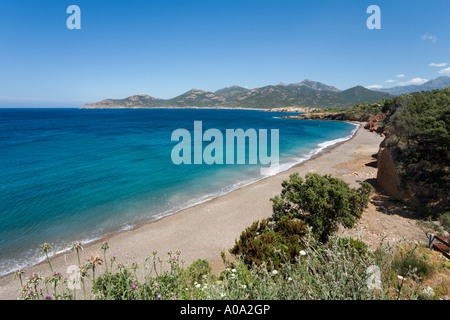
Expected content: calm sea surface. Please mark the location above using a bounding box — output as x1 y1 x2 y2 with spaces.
0 108 357 275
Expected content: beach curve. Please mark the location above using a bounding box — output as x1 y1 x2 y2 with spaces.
0 123 384 299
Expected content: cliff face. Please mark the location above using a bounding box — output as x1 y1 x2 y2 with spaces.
363 113 388 136
376 133 448 208
376 137 414 201
283 111 416 203
283 87 449 214
282 111 389 137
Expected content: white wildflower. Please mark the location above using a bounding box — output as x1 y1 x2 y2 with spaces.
422 286 434 297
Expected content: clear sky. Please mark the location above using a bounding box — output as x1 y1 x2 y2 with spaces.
0 0 449 107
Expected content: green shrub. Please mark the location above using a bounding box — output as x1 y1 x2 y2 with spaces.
229 217 308 270
95 268 137 300
439 213 450 233
383 88 450 214
271 173 373 243
186 259 212 285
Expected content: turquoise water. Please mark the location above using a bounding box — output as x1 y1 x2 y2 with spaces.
0 108 358 275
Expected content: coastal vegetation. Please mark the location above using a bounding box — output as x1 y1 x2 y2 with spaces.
290 87 450 230
15 231 448 300
370 88 448 227
11 88 450 301
380 89 449 217
14 173 449 300
270 173 373 243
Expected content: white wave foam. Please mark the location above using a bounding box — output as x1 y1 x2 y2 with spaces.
0 234 103 277
0 123 360 277
260 123 360 177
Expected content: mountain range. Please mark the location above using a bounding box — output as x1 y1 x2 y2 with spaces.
82 79 393 109
373 76 450 96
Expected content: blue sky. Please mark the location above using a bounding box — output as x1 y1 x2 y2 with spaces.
0 0 449 107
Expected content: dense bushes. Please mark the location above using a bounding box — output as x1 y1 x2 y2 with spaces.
382 88 450 215
229 173 373 272
270 173 373 243
334 88 449 217
229 217 308 270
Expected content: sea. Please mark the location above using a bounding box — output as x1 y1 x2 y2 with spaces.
0 108 358 276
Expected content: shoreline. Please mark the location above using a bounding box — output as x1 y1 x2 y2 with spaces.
0 120 359 278
79 106 313 113
80 106 267 111
0 121 359 278
0 123 384 299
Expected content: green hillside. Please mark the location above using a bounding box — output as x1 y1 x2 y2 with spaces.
82 79 392 109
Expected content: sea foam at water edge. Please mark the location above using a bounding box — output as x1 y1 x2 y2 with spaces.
0 108 358 276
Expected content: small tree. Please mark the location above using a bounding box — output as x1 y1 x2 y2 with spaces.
271 173 373 243
230 217 308 270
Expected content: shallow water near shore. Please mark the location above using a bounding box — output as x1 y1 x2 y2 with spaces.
0 108 357 276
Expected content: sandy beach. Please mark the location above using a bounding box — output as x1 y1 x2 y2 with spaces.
0 123 385 300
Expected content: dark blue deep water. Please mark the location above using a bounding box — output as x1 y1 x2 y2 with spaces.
0 108 357 275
